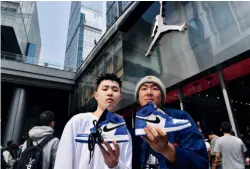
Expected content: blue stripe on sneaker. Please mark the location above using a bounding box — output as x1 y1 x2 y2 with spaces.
75 139 88 143
75 139 128 143
76 134 89 137
116 140 129 143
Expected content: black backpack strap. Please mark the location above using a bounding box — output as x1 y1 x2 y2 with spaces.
38 135 55 148
26 136 33 148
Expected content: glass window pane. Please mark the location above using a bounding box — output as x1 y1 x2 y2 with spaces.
85 87 89 100
117 68 123 78
106 59 113 73
116 54 123 70
76 34 122 109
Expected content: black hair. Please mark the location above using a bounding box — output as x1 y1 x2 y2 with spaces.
221 122 232 133
95 73 122 91
39 111 55 126
7 140 14 147
5 140 18 159
208 131 214 135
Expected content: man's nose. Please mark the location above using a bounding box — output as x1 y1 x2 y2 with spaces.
107 88 113 96
146 88 153 95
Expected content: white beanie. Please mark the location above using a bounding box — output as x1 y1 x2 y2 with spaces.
135 76 166 104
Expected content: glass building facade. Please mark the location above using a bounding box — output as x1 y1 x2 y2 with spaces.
106 1 132 29
1 1 41 64
64 1 106 71
71 2 250 167
76 34 123 112
21 2 41 64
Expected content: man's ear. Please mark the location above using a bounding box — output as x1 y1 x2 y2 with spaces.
49 121 54 128
94 91 98 100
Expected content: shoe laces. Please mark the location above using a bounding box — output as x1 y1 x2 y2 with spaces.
88 120 104 163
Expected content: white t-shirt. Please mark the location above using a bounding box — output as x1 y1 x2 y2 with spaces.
54 113 132 169
205 142 211 150
3 150 16 168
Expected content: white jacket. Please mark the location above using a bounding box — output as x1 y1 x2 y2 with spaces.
22 126 59 169
3 150 16 169
54 113 132 169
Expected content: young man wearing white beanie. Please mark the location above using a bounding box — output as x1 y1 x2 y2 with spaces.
134 75 209 169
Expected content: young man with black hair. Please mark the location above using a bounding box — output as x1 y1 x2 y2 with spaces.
21 111 59 169
54 73 132 169
214 122 247 169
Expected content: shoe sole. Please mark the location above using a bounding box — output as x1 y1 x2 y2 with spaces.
135 123 192 136
75 134 130 143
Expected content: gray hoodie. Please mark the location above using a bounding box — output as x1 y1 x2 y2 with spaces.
21 126 59 169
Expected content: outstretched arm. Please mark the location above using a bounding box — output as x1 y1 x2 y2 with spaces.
151 21 158 38
159 1 163 16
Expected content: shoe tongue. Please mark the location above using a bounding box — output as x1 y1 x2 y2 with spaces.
147 102 157 112
151 102 157 109
97 109 109 125
138 102 156 112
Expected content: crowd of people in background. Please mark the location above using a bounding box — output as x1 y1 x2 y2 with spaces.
1 111 59 169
